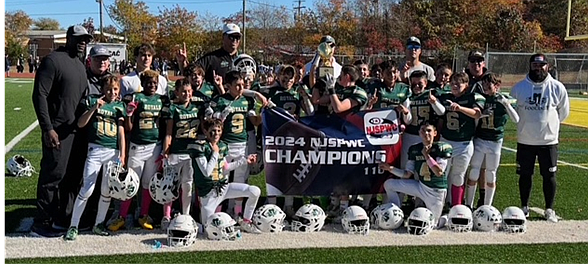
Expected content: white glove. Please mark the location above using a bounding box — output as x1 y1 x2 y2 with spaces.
496 93 510 106
220 106 233 121
324 73 336 94
247 109 257 117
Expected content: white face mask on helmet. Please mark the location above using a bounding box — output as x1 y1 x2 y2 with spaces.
231 54 257 80
149 164 180 205
107 160 139 201
291 204 326 232
370 203 404 230
473 205 502 232
341 205 370 235
502 206 527 233
167 214 198 247
252 204 286 233
447 204 473 232
407 207 435 235
6 155 35 177
205 212 241 241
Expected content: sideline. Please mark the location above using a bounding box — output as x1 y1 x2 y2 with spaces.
5 121 39 154
501 146 588 170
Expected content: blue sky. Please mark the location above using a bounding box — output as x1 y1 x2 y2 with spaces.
5 0 316 30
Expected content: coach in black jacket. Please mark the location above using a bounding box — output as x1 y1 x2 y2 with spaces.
31 25 93 237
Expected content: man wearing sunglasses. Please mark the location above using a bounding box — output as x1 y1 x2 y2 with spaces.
466 50 487 95
400 36 435 84
178 23 242 85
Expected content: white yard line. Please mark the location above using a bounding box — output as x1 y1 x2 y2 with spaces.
5 121 39 154
501 146 588 170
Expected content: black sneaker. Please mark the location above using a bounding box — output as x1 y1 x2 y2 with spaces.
30 224 65 238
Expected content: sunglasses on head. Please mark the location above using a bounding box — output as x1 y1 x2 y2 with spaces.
227 34 241 41
407 44 421 50
469 58 484 63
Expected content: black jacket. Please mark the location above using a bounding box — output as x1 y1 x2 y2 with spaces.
32 47 87 134
196 47 236 83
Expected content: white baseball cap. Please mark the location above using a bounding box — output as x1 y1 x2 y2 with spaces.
223 23 241 35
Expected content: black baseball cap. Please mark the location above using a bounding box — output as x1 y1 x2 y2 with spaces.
89 45 111 57
468 50 485 60
406 36 421 46
66 25 93 39
530 53 548 64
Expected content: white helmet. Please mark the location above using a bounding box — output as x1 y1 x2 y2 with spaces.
252 204 287 233
149 165 180 205
107 160 140 201
447 205 473 232
6 155 35 177
205 212 241 241
341 205 370 235
407 207 435 235
502 206 527 233
290 204 326 232
473 205 502 232
232 54 257 79
167 214 198 247
370 203 404 230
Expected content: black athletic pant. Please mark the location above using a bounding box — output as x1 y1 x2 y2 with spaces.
516 143 558 210
34 130 76 226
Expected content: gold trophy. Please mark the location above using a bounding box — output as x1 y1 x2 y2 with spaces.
317 42 334 78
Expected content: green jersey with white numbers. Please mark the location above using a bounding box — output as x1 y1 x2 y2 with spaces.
265 87 302 117
476 94 512 141
126 92 170 145
210 93 255 143
366 80 410 109
408 141 453 189
405 90 435 135
439 92 485 142
166 102 201 154
84 95 126 149
190 140 229 196
334 84 368 114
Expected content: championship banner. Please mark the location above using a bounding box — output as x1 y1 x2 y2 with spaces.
262 107 403 196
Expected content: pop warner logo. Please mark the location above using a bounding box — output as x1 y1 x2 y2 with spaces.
363 110 400 145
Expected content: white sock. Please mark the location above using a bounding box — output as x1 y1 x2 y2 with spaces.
70 195 88 228
181 182 192 215
485 186 496 206
465 185 476 208
95 195 111 225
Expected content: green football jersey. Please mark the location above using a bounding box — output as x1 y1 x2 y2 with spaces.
166 102 201 154
189 140 230 196
333 84 368 113
84 95 126 149
408 141 453 189
198 82 219 99
439 92 485 142
210 93 255 143
266 87 302 116
127 92 170 145
476 94 511 141
405 90 435 135
366 80 410 109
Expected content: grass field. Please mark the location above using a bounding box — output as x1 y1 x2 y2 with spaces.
4 79 588 263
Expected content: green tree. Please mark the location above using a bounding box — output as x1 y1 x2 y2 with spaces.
107 0 157 52
156 4 202 60
32 17 60 30
5 10 33 61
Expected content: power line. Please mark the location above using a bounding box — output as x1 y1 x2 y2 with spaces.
101 1 125 32
27 12 99 17
6 0 79 7
249 0 293 11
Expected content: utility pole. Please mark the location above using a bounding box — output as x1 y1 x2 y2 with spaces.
96 0 104 42
293 0 306 22
242 0 246 53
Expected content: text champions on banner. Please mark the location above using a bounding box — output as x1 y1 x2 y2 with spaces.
262 107 403 196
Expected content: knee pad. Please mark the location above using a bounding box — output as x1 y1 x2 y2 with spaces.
248 185 261 198
468 167 481 182
485 169 497 184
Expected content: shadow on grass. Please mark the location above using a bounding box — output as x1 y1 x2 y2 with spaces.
5 206 36 233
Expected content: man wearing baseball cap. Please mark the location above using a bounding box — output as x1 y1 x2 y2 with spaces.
178 23 242 85
465 50 488 94
400 36 435 83
31 25 93 237
86 45 112 95
510 53 569 223
305 35 342 79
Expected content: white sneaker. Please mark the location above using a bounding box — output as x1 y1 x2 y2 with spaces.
522 206 530 218
238 219 262 234
436 215 448 229
545 208 558 223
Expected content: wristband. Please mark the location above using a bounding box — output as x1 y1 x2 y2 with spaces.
390 166 405 177
426 156 438 168
327 87 336 95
